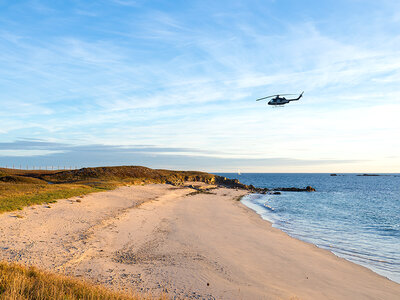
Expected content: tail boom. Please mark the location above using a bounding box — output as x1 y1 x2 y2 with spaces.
288 91 304 102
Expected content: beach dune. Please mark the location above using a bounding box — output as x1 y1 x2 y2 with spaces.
0 184 399 299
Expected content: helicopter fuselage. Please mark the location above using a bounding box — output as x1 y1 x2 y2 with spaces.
268 97 289 105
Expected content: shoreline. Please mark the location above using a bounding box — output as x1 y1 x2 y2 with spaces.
0 184 399 299
241 194 400 283
241 189 400 285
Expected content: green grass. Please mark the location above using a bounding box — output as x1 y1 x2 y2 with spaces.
0 183 110 213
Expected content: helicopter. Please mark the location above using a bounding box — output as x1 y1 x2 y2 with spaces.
256 91 304 106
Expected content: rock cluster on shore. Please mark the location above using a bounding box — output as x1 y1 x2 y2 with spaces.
214 176 316 193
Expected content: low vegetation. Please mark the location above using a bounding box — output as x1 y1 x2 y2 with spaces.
38 166 217 185
0 166 220 214
0 261 153 300
0 181 109 213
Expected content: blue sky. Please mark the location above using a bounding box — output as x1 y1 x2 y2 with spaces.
1 0 400 172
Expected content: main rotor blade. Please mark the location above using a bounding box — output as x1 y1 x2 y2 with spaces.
256 96 270 101
256 93 298 101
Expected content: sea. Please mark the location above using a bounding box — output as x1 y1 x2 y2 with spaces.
216 173 400 283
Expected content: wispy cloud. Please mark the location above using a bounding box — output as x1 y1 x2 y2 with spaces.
0 1 399 171
111 0 139 7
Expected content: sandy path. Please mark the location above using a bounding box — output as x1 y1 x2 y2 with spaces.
0 184 399 299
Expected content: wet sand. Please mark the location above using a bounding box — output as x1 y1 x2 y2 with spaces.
0 183 399 299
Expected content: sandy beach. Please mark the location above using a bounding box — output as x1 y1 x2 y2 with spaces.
0 183 399 299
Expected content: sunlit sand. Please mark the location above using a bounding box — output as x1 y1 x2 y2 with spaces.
1 183 399 299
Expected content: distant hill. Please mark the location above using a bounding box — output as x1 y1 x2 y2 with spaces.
37 166 217 185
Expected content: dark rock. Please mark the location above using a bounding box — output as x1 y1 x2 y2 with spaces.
306 186 316 192
357 174 380 176
272 186 316 192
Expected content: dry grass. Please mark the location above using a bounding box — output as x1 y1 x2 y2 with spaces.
0 261 156 300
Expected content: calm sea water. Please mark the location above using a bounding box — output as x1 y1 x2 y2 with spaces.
216 173 400 283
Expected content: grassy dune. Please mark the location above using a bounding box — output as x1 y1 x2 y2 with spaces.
0 261 156 300
39 166 216 185
0 166 220 214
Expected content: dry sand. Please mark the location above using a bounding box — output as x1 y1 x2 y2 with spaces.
0 184 399 299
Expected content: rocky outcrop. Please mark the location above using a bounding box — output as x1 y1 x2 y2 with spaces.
213 176 268 193
271 186 316 192
357 174 380 176
214 176 315 193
